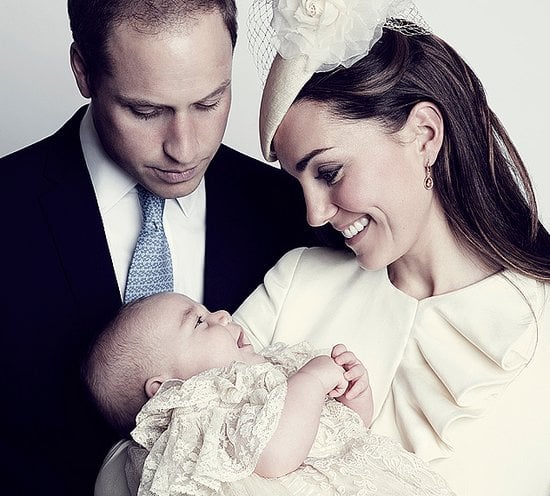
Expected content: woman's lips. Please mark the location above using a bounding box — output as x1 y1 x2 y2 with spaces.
342 216 370 239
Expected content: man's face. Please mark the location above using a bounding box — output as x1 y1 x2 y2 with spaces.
73 11 233 199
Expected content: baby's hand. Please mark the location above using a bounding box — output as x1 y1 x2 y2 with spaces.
331 344 373 426
331 344 370 399
298 355 348 397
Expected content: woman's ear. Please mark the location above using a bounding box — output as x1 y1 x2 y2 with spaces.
144 376 166 399
407 101 444 163
70 42 92 98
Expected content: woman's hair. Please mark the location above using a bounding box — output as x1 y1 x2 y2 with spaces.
295 25 550 281
82 298 161 436
68 0 238 92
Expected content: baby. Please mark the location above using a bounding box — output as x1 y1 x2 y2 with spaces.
84 292 454 496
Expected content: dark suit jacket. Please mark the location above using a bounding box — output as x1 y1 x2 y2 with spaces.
0 106 333 494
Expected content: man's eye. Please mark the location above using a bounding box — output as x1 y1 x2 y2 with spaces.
196 100 221 112
130 108 161 120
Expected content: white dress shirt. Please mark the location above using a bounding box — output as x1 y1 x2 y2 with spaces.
79 107 206 303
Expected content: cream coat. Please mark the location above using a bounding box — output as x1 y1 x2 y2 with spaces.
234 247 550 496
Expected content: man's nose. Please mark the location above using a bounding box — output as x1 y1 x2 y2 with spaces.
163 114 199 164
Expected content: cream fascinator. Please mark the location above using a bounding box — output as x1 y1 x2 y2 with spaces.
248 0 430 161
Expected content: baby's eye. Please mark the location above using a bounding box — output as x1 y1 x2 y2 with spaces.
194 316 204 328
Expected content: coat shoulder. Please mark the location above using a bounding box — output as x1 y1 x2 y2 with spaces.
0 107 86 182
210 144 301 198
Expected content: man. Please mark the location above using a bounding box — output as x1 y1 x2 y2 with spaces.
0 0 337 493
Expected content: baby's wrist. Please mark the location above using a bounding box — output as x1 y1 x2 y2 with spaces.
294 368 330 395
298 356 342 393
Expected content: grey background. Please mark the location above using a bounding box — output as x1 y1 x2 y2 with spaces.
1 0 548 225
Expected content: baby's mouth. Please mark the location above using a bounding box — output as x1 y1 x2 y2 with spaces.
237 329 245 348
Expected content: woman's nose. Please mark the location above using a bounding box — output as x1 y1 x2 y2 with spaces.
304 190 338 227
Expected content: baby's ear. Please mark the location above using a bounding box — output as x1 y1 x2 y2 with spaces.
144 376 165 398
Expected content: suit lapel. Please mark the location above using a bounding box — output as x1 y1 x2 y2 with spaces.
39 108 121 327
203 146 251 312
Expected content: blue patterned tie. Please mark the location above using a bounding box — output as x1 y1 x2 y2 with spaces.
124 185 174 302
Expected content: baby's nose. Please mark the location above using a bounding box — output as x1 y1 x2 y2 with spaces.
208 310 232 326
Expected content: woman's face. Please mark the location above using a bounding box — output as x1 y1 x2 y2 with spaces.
273 101 438 270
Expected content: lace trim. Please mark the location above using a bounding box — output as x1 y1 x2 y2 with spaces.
132 343 456 495
132 362 288 495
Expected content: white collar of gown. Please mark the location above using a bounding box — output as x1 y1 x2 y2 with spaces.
373 268 547 462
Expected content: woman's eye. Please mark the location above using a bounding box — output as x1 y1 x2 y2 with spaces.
194 316 204 328
315 166 343 185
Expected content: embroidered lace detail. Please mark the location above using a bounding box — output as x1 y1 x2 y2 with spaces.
132 361 288 496
297 399 454 494
132 342 455 495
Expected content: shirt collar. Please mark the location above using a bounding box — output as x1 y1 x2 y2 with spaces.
80 105 203 217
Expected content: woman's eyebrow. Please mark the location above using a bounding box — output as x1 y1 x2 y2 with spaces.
295 148 333 172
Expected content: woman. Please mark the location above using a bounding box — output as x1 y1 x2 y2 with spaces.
235 0 550 494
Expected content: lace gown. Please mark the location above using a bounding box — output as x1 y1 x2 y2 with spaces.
131 342 455 496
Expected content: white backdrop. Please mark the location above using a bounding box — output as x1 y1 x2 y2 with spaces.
1 0 549 225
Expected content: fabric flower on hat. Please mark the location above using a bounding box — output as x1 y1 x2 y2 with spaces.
271 0 411 72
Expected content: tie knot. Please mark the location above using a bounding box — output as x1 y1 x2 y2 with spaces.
137 185 165 226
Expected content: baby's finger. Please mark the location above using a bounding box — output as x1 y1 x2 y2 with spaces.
331 343 347 359
345 377 371 400
333 350 359 369
343 363 368 382
328 375 348 398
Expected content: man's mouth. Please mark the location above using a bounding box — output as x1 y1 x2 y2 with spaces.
151 165 199 184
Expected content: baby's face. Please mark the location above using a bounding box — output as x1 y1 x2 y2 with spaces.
138 293 265 380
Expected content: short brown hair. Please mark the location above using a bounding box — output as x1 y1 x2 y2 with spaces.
68 0 237 91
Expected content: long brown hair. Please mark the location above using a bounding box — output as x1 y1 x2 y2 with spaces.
295 26 550 281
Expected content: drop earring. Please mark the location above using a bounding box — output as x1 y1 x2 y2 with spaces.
424 160 433 190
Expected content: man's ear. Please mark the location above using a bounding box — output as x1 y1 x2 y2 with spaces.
70 42 92 98
144 376 166 399
407 101 444 164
